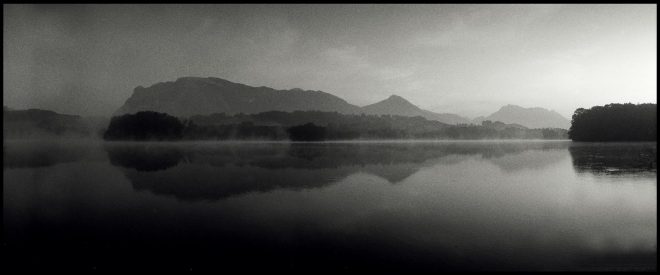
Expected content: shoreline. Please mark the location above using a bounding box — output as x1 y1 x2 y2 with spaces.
4 138 576 144
5 138 658 145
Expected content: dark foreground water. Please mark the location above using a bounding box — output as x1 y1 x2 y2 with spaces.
3 140 657 272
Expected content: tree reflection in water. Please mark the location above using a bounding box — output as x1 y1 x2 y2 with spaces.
569 142 656 176
104 141 573 201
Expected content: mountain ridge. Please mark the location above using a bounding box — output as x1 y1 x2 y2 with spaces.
362 95 472 125
115 76 568 128
473 104 570 129
116 76 363 117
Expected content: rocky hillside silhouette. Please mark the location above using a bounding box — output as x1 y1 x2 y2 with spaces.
115 77 472 125
115 77 362 117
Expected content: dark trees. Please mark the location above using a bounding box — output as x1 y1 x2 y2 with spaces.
568 103 656 141
103 110 576 141
103 111 184 141
183 121 288 140
287 123 327 141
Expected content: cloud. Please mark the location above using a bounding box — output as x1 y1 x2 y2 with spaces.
3 4 655 118
321 46 414 81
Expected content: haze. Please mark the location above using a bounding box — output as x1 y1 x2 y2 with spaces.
3 4 657 118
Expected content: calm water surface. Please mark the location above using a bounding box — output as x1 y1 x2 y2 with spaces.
3 140 657 272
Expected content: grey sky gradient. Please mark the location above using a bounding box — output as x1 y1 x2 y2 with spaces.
3 4 657 118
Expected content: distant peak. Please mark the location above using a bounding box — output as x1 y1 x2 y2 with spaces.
363 94 419 109
383 95 413 104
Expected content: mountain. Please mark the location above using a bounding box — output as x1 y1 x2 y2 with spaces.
362 95 471 125
115 77 362 117
115 77 566 128
480 120 528 130
115 77 473 125
473 104 570 129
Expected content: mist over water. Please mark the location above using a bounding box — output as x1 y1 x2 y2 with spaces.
3 140 656 271
3 4 656 272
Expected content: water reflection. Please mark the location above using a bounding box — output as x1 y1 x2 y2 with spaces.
107 145 183 171
104 141 571 201
3 141 92 168
569 143 657 176
4 140 656 271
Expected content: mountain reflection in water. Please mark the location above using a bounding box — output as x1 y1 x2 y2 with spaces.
103 141 571 201
3 140 656 272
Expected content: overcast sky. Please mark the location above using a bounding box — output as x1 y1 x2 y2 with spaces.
3 4 657 118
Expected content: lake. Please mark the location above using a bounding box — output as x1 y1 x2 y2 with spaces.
3 140 657 272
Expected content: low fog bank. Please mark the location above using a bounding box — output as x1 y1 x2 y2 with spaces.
3 107 108 140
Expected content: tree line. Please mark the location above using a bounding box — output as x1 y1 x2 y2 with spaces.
568 103 656 141
103 111 568 141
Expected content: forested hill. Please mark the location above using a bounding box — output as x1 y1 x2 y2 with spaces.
569 103 656 141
